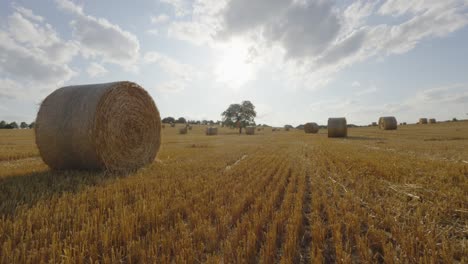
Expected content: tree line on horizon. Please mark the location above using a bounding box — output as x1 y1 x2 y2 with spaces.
0 121 35 129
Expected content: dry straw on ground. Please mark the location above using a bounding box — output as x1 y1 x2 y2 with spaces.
246 126 255 135
429 118 436 124
35 81 161 171
206 127 218 136
419 118 428 124
378 116 398 130
304 122 319 134
179 127 188 134
328 118 347 138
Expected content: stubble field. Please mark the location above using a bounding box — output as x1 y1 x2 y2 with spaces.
0 122 467 263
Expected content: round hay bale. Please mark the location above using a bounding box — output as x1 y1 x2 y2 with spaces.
170 123 175 127
35 81 161 171
179 127 188 134
378 116 397 130
188 125 193 130
304 122 319 134
206 127 218 135
257 128 261 132
429 118 436 124
419 118 428 124
272 128 277 132
245 126 255 135
162 124 166 129
328 118 347 138
403 122 407 125
371 122 377 126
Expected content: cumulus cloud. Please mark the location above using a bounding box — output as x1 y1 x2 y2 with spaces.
0 8 78 99
56 0 140 68
143 51 203 92
167 0 468 90
86 62 108 77
151 14 170 24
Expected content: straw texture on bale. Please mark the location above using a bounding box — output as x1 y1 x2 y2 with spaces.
328 118 347 138
206 127 218 135
429 118 436 124
304 122 319 134
378 116 398 130
35 81 161 171
245 126 255 135
179 127 188 134
419 118 428 124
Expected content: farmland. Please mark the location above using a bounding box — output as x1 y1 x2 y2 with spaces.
0 122 467 263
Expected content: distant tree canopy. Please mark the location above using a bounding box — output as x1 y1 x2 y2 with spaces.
284 125 294 129
176 117 187 124
0 121 6 129
222 101 256 134
0 120 35 129
20 122 28 129
29 122 35 129
162 117 176 124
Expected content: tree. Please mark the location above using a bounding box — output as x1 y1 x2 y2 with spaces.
20 122 28 129
0 120 6 129
176 117 187 124
162 117 175 124
29 122 36 129
5 122 18 129
222 101 256 134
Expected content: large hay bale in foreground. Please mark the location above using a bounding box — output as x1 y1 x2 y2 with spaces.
35 81 161 171
378 116 397 130
304 122 319 134
245 126 255 135
179 127 188 134
429 118 436 124
419 118 428 124
328 118 347 138
206 127 218 135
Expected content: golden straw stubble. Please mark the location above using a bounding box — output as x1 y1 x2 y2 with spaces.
35 81 161 171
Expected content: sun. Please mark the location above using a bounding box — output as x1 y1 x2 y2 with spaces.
214 39 255 89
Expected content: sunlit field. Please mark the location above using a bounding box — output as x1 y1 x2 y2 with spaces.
0 122 467 263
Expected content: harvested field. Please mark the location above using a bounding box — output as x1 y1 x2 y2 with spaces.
0 121 467 263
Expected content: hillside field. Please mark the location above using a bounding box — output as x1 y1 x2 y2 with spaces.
0 122 467 263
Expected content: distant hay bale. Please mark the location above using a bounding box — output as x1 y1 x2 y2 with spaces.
328 118 347 138
245 126 255 135
403 122 407 125
304 122 319 134
378 116 397 130
179 127 188 134
188 125 193 130
170 123 175 127
35 81 161 171
419 118 428 124
272 128 277 132
162 124 165 129
372 122 377 126
206 127 218 135
429 118 436 124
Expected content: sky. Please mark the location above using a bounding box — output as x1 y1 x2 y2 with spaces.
0 0 468 126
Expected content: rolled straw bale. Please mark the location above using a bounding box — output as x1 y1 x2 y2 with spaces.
179 127 188 134
206 127 218 135
188 125 193 130
403 122 407 125
378 116 397 130
170 123 175 127
327 118 347 138
372 122 377 126
162 124 166 129
257 128 261 132
35 81 161 171
419 118 428 124
429 118 436 124
245 126 255 135
272 128 277 132
304 122 319 134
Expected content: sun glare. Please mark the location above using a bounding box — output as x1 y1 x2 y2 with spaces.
214 39 255 89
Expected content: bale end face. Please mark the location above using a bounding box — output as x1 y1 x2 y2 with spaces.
206 127 218 136
245 126 255 135
328 118 347 138
419 118 428 124
179 127 188 134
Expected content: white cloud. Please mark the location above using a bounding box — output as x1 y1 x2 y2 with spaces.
160 0 191 17
151 14 170 24
146 29 159 36
0 8 78 99
143 51 203 92
356 85 377 96
56 0 140 68
166 0 468 91
352 81 361 87
86 62 108 77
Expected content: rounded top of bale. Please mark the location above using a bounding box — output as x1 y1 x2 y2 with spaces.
35 81 161 171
